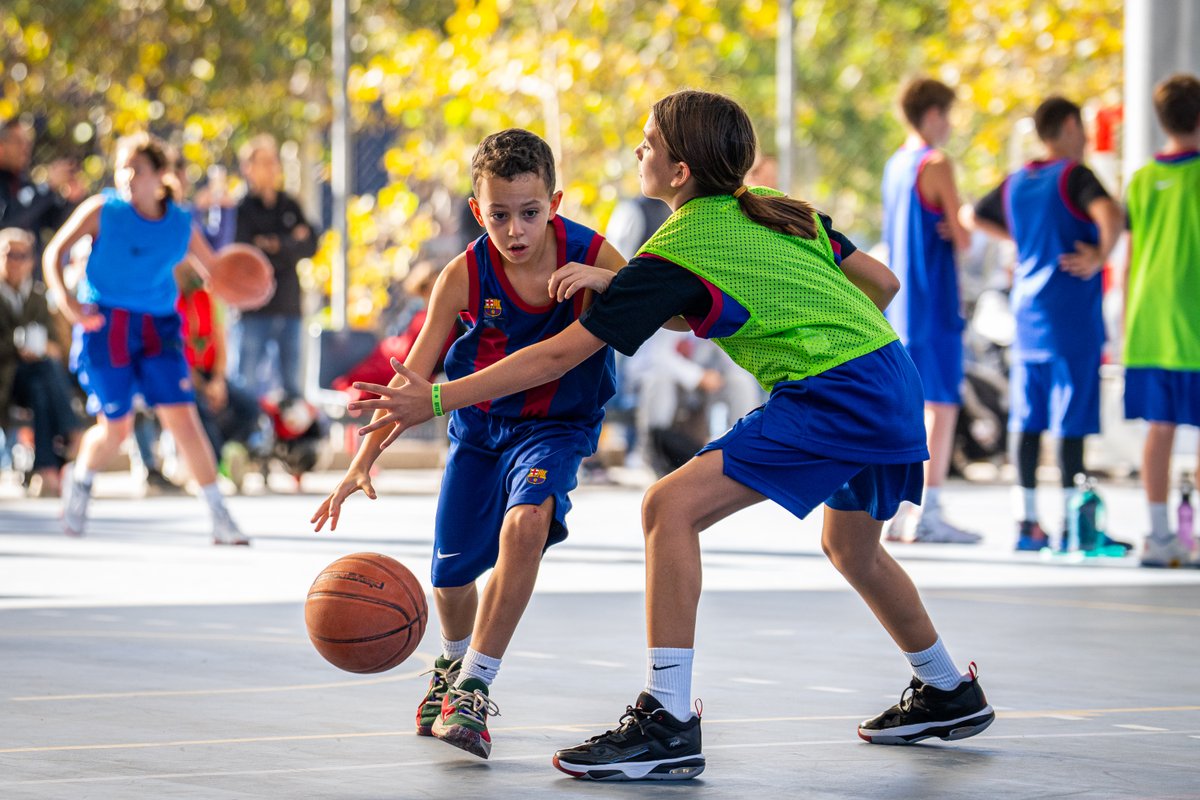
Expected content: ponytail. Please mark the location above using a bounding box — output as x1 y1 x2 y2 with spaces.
734 188 818 239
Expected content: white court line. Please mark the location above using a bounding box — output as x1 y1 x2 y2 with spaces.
7 728 1200 787
1114 724 1168 732
579 659 625 668
1044 715 1089 721
731 678 778 685
806 686 857 694
509 650 556 660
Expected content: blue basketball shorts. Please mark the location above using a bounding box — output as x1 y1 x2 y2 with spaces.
74 306 194 419
698 341 928 521
1008 353 1101 438
430 407 599 588
904 332 963 405
1124 367 1200 426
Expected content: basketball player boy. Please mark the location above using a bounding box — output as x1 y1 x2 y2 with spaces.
313 129 626 758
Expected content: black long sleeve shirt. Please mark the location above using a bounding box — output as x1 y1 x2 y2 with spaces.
234 191 318 317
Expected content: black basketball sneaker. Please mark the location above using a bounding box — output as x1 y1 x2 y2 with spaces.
552 693 705 781
858 664 995 745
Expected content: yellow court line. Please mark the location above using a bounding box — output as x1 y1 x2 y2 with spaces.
3 705 1198 755
924 591 1200 617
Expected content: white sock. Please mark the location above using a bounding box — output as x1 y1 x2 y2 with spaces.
459 647 501 686
199 482 225 516
74 462 96 487
645 647 694 721
441 634 470 662
1012 486 1038 523
1149 503 1171 541
904 636 962 691
921 486 942 521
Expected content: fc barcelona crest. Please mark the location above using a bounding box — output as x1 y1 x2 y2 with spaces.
484 298 503 318
527 468 548 485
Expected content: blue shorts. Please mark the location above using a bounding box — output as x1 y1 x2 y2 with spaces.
1125 367 1200 426
905 333 963 405
1009 354 1100 437
73 307 194 419
430 406 599 587
699 341 928 521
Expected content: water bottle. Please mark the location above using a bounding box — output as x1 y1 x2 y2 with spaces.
1179 473 1196 553
1068 473 1104 553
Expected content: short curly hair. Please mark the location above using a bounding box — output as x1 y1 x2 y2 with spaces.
470 129 556 196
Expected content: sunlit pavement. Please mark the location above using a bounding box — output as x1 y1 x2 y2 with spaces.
1 470 1197 798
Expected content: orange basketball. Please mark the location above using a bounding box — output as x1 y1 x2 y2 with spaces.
305 553 428 674
210 244 275 310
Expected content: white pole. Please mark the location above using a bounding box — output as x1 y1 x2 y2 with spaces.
330 0 350 331
776 0 794 195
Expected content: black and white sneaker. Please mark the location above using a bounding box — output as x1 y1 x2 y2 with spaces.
552 693 705 781
858 664 994 745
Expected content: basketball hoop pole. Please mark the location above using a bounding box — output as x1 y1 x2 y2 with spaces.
330 0 350 332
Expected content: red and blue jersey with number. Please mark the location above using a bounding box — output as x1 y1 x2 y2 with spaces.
1003 159 1102 360
881 145 963 346
443 215 615 423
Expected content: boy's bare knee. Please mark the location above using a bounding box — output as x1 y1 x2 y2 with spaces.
501 504 552 554
434 584 475 602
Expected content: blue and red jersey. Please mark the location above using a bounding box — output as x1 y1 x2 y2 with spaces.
1003 159 1102 360
881 145 964 347
443 215 615 423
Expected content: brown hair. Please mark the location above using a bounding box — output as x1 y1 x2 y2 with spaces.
1033 96 1082 142
115 132 178 208
470 128 556 195
1153 73 1200 136
651 90 817 239
900 77 956 129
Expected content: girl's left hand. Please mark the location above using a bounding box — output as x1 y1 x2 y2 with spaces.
348 359 435 449
548 262 615 302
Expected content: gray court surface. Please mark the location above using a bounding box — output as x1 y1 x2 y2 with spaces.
2 470 1198 799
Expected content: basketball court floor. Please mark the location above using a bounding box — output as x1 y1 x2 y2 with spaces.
1 470 1198 799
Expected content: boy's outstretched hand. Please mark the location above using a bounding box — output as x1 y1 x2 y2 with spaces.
348 359 435 449
549 261 615 302
311 466 377 532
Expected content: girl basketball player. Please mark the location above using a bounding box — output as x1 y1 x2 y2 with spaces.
351 91 994 780
43 133 248 545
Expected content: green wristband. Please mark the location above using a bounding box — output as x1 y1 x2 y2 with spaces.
431 383 444 417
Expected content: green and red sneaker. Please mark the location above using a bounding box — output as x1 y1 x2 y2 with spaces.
431 677 501 759
415 657 461 736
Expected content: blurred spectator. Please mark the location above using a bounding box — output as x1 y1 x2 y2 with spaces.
624 330 724 476
333 260 458 405
606 196 670 263
0 119 83 266
234 134 317 398
746 153 780 189
192 165 237 251
0 228 80 496
175 260 262 480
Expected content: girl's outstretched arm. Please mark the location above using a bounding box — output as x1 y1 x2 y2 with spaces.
838 249 901 311
350 321 606 445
